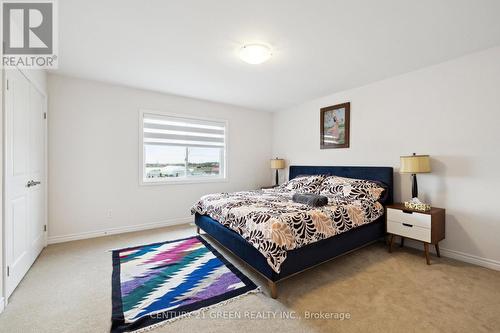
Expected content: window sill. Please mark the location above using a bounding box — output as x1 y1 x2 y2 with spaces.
140 177 228 186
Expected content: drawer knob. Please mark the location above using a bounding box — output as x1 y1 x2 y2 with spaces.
402 223 413 228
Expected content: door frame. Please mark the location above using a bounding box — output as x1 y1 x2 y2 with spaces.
2 67 48 305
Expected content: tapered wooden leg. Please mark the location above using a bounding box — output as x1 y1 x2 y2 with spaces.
435 243 441 258
400 237 405 248
388 234 394 253
268 280 278 299
196 226 200 234
424 243 430 265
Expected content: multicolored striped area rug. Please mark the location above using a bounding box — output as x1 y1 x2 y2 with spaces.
111 236 259 333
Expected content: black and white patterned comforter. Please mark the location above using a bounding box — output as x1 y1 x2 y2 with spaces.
191 188 384 273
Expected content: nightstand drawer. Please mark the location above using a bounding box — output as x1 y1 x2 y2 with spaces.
387 208 431 229
387 221 431 242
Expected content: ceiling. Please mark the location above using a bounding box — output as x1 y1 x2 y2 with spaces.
54 0 500 111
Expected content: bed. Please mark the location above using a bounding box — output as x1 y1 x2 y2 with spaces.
193 165 393 298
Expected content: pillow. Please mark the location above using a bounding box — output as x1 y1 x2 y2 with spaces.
372 181 389 203
318 176 386 202
279 175 325 194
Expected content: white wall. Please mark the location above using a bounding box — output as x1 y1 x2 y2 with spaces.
45 47 500 269
273 46 500 269
48 75 272 243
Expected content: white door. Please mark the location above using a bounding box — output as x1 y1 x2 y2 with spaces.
4 69 47 298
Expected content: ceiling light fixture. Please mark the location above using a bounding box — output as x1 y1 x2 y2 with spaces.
239 43 272 64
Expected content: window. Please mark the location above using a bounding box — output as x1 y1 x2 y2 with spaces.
141 111 227 184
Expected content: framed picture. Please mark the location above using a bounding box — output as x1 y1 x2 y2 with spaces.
320 102 350 149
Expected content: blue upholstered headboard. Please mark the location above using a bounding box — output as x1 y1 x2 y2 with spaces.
289 165 394 205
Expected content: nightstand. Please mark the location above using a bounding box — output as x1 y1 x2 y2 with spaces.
261 185 279 189
386 203 445 265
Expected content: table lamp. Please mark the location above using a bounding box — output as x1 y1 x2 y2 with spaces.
400 153 431 200
270 158 285 186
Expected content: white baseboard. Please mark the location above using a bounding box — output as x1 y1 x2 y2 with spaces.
403 240 500 271
0 297 5 314
438 247 500 271
47 217 193 244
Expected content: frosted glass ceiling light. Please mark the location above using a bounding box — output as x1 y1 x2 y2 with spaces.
239 43 272 64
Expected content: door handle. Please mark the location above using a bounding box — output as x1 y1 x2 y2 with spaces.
26 180 41 188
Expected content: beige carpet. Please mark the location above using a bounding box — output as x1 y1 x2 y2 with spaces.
1 224 499 333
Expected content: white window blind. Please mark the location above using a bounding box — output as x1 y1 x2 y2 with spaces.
141 112 227 183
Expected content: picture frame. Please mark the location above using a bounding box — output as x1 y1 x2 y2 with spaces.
320 102 350 149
